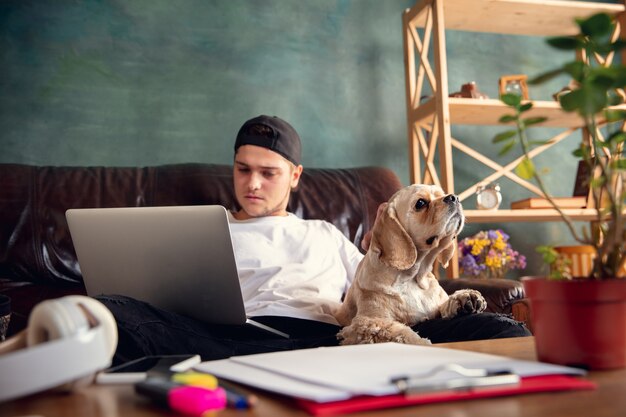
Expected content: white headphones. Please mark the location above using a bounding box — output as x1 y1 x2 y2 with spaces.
0 295 118 402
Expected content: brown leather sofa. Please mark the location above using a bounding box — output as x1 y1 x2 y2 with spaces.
0 163 529 337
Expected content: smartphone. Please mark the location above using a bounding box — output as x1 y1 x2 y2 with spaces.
96 354 201 384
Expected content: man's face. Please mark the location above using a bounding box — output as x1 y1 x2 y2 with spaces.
233 145 303 220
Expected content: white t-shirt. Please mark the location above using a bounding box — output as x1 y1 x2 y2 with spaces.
228 212 364 325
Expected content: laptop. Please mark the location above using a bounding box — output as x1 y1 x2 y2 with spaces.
65 205 289 338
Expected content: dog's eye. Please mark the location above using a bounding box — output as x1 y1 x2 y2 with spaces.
414 199 428 211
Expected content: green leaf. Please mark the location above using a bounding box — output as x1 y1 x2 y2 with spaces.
611 39 626 52
608 65 626 87
500 93 522 107
615 159 626 170
498 114 517 123
608 91 626 106
498 140 516 156
519 102 533 112
530 68 566 85
604 110 626 123
572 144 591 159
515 158 536 180
607 131 626 146
588 67 621 90
559 89 583 112
546 36 583 50
578 13 613 39
522 117 548 127
562 62 585 82
492 130 517 143
536 245 558 264
559 85 608 116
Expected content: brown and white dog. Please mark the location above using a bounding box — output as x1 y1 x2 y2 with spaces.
334 184 486 345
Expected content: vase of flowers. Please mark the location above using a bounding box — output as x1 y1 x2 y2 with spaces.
494 12 626 369
458 229 526 279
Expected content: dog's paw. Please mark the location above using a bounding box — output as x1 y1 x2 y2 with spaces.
393 333 432 346
440 289 487 319
337 317 431 346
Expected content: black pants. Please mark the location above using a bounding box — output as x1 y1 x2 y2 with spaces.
96 295 531 366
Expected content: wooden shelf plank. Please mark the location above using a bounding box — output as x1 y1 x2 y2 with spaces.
464 208 603 223
448 98 583 127
409 0 625 37
413 98 626 128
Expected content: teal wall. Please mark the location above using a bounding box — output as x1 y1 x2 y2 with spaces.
1 0 413 169
0 0 619 277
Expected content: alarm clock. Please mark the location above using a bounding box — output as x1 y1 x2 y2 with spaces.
476 183 502 210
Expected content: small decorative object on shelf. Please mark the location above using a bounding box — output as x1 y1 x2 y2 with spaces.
498 74 529 100
449 81 489 99
476 183 502 210
458 229 527 279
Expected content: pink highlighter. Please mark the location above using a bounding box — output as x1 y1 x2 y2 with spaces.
136 378 227 415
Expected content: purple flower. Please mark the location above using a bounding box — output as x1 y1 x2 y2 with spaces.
487 230 499 240
459 254 486 276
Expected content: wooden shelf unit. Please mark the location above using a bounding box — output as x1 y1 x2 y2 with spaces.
402 0 626 277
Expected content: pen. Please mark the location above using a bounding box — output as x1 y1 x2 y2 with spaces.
218 379 259 409
135 378 226 415
390 365 520 395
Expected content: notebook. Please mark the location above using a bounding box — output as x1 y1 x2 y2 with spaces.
65 205 288 338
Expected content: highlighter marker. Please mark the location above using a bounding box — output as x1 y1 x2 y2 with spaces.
136 378 226 415
172 372 218 389
171 372 257 409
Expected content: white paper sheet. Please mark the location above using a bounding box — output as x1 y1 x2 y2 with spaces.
194 343 585 403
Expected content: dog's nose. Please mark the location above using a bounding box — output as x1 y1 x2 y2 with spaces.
443 194 457 204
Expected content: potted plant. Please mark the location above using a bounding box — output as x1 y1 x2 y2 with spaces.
494 12 626 370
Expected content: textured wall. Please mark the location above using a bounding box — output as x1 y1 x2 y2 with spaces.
0 0 618 276
0 0 413 170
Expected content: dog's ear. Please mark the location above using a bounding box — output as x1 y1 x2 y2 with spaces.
436 237 457 268
371 204 417 270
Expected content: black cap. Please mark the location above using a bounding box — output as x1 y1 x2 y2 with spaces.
234 115 302 165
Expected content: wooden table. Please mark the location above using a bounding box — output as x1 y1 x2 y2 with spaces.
1 336 625 417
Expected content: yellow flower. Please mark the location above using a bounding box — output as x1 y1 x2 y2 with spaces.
492 238 507 251
485 254 503 269
470 239 487 256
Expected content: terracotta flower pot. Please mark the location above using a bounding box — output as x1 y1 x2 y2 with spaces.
522 276 626 370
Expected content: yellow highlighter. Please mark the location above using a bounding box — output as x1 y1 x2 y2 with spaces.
172 372 219 389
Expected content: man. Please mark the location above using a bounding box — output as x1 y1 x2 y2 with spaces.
98 115 529 365
228 116 362 326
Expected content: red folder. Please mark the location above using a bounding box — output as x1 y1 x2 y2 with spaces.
295 375 596 416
